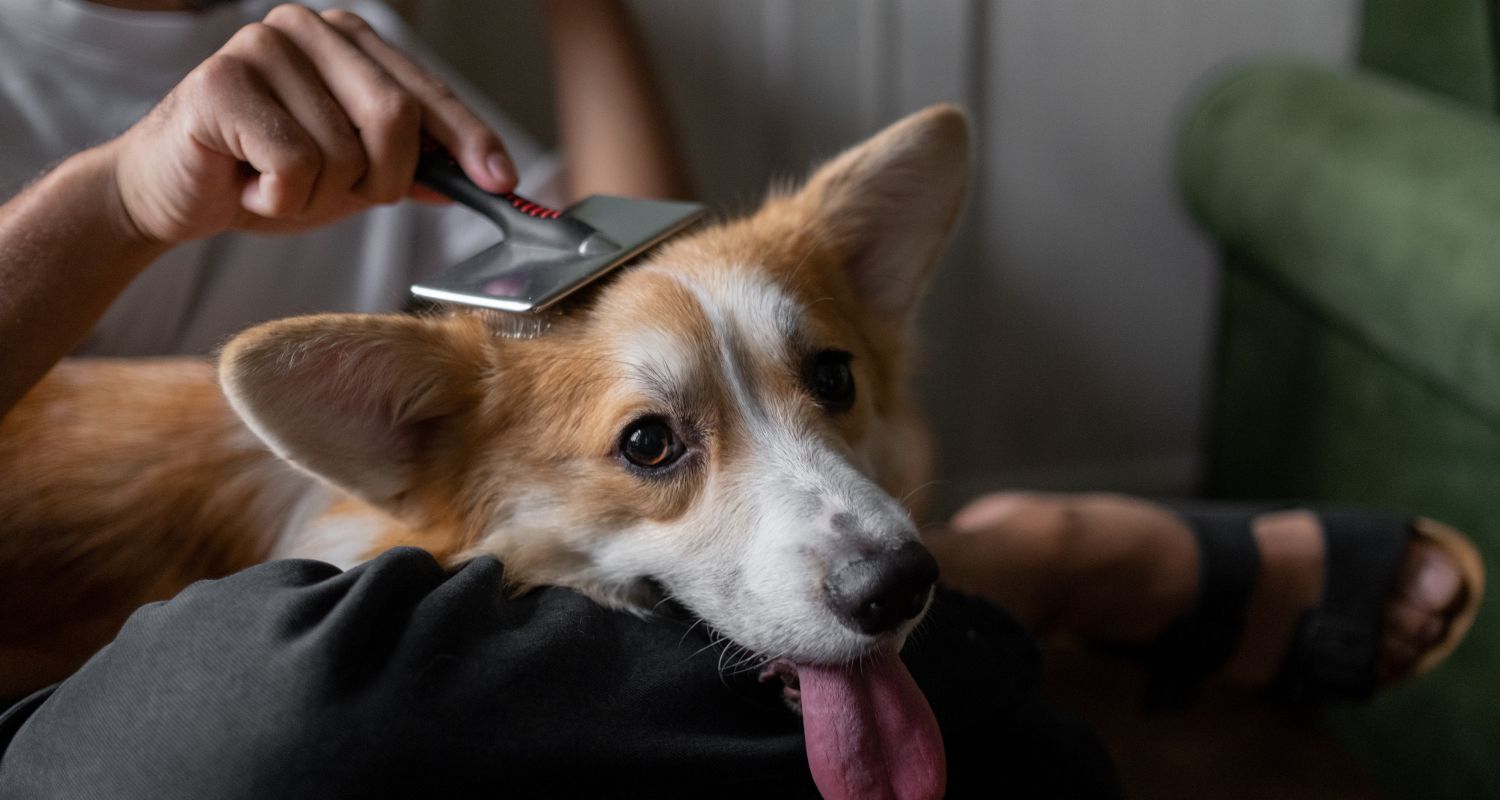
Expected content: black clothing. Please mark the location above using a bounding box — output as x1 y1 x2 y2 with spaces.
0 548 1116 798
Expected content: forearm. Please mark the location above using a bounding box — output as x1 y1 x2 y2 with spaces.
0 144 168 419
543 0 690 200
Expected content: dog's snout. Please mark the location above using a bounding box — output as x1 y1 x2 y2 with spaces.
824 541 939 635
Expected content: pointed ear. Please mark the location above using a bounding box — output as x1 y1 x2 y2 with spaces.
789 103 971 325
219 313 487 517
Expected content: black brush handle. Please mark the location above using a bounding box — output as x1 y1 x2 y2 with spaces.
415 145 615 254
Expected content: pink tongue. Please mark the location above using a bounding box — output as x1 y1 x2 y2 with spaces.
797 650 946 800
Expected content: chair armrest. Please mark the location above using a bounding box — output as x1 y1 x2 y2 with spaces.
1180 61 1500 422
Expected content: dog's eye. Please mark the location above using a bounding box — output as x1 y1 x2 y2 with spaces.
619 417 685 470
807 350 855 412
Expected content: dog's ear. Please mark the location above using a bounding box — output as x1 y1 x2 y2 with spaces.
219 313 485 518
788 104 971 327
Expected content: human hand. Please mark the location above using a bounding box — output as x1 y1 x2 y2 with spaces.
106 4 514 244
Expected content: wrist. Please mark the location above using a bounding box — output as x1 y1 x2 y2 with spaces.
74 142 173 258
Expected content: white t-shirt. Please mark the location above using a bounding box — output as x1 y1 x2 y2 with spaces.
0 0 559 356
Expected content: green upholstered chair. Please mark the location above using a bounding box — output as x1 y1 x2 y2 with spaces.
1178 1 1500 796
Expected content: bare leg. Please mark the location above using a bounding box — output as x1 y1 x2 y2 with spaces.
928 492 1466 689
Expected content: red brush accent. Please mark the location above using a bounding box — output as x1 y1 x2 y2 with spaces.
503 192 563 219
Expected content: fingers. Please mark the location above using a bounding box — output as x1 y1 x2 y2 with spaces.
174 51 324 220
320 8 517 193
114 4 512 241
218 20 370 217
261 4 419 204
251 4 514 202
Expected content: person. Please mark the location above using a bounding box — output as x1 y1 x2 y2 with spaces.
0 0 691 695
0 1 1482 796
0 0 686 416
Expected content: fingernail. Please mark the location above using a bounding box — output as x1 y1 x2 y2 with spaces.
486 152 514 188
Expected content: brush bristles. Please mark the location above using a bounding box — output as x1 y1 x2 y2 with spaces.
483 312 554 340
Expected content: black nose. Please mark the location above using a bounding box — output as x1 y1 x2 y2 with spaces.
825 541 939 635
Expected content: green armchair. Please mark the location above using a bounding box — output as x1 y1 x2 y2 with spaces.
1178 6 1500 797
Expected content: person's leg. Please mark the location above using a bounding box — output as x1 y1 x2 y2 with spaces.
0 546 1119 799
928 492 1469 691
0 550 813 798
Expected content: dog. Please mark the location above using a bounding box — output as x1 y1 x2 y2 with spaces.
0 104 970 799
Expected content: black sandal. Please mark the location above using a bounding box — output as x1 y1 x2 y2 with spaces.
1138 506 1484 710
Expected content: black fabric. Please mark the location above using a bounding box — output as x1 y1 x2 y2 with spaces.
1267 510 1411 703
0 548 1117 799
1139 504 1266 710
1141 504 1415 708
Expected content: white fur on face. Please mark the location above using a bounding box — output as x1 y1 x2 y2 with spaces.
615 324 701 402
579 264 925 664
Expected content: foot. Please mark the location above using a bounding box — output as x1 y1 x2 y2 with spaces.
928 492 1469 691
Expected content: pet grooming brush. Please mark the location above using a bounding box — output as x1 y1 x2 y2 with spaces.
411 146 705 313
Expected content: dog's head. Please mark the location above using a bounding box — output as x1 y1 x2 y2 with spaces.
221 105 970 666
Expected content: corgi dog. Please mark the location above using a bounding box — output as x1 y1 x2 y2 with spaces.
0 105 970 800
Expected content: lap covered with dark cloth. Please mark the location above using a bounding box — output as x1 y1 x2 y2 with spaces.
0 548 1117 798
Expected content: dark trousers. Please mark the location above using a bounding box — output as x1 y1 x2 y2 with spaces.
0 548 1117 798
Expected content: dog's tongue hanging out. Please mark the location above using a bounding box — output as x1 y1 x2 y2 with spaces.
797 648 946 800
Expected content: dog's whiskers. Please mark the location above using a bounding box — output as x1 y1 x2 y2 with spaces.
717 640 747 672
674 617 705 648
907 608 936 648
899 479 946 509
686 629 729 661
724 649 784 677
721 648 761 676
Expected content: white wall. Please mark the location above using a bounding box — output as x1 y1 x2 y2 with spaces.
404 0 1359 511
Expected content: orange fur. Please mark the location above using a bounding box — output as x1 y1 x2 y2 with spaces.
0 360 284 688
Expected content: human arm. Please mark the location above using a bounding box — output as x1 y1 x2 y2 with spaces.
542 0 690 200
0 4 517 420
0 149 171 420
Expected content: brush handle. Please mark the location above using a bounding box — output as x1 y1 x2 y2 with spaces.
415 145 617 255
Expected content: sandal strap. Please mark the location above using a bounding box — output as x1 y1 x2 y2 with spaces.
1266 510 1409 703
1140 508 1263 711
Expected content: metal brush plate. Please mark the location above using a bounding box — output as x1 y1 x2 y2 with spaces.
411 196 705 313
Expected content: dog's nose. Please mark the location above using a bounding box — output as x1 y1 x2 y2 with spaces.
825 541 939 635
